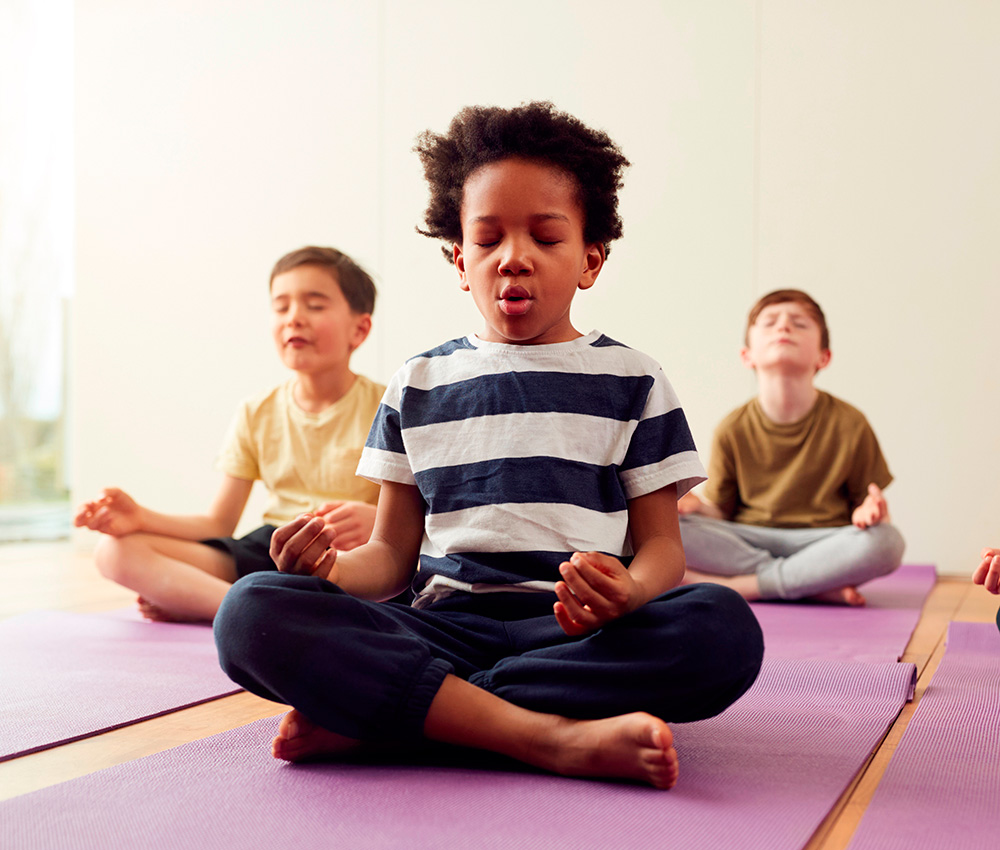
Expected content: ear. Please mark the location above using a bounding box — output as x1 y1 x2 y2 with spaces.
453 243 469 291
577 243 605 291
816 348 832 371
348 313 372 352
739 346 756 371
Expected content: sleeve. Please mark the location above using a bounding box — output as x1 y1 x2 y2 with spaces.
618 365 707 501
702 422 739 519
355 370 416 486
846 418 893 508
215 401 259 481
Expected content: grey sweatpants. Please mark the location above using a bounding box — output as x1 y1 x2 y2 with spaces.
679 514 905 600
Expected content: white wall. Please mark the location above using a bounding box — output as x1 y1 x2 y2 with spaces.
73 1 1000 575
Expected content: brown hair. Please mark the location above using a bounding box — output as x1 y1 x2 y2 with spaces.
269 246 376 315
746 289 829 350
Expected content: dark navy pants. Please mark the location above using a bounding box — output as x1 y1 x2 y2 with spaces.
214 573 764 742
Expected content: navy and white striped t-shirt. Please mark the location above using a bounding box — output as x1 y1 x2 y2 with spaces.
357 330 706 606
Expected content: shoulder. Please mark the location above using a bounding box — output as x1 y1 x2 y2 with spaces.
714 399 756 435
585 333 662 372
390 338 476 382
817 391 874 430
408 337 477 364
232 382 289 419
351 373 387 403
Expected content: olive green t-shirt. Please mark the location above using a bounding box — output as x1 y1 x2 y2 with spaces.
703 391 892 528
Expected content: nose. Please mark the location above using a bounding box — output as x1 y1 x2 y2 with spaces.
285 301 306 325
497 236 533 276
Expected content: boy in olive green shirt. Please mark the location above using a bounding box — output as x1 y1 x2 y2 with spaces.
679 289 904 605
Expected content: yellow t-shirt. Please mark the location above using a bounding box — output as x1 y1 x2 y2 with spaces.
703 391 893 528
216 375 385 526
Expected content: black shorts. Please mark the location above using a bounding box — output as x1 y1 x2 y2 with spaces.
201 525 278 579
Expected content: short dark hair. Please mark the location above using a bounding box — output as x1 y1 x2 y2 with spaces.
746 289 829 350
414 101 630 263
269 246 376 315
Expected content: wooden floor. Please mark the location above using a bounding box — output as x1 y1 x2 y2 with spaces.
1 542 997 848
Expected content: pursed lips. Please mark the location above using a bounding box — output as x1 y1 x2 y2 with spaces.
499 285 532 316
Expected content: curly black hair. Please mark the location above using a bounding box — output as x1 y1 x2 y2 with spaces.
414 102 630 263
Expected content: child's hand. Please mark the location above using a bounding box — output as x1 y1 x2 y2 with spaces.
313 501 377 551
73 488 142 536
269 514 338 579
677 492 702 516
973 547 1000 594
553 551 638 636
852 483 889 529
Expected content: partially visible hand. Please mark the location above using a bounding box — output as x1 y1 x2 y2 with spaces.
269 514 338 579
313 501 377 551
852 483 888 529
973 547 1000 595
677 492 702 516
73 488 142 536
553 551 639 637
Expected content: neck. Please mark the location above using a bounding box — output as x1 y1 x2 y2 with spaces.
755 371 819 424
293 369 356 414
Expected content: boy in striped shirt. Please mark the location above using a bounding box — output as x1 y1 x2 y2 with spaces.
215 102 763 789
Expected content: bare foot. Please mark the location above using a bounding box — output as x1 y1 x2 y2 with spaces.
272 709 365 762
807 586 866 606
681 569 761 601
533 712 679 789
137 596 182 622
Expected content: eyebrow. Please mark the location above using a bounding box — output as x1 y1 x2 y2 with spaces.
271 291 332 302
469 213 571 225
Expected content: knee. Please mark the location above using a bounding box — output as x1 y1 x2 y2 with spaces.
864 523 906 576
93 534 143 585
663 584 764 719
213 572 286 671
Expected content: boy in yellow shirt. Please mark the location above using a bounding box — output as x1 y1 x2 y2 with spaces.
680 289 905 605
75 246 384 621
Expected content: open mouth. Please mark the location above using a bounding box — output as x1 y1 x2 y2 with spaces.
499 286 532 316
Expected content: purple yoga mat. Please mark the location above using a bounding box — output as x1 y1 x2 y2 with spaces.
0 656 915 850
846 621 1000 850
750 564 936 663
0 609 240 761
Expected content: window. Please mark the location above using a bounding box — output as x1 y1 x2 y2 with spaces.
0 0 73 541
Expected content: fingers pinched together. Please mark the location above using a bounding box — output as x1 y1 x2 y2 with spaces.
973 547 1000 595
269 514 339 579
553 551 638 636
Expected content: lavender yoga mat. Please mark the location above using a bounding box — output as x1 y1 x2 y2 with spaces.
0 609 240 761
846 621 1000 850
751 564 936 663
0 656 915 850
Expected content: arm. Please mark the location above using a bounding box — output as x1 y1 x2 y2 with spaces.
553 484 685 636
851 482 890 529
269 480 424 601
677 490 727 520
973 547 1000 594
73 475 253 541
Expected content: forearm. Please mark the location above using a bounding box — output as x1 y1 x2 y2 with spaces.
133 507 239 541
693 499 727 521
328 538 415 600
626 534 687 607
